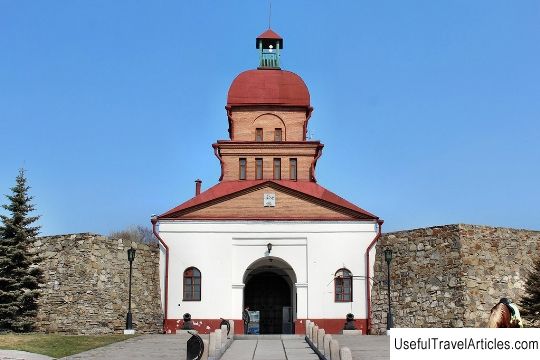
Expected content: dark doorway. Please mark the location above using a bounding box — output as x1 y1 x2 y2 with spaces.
244 271 291 334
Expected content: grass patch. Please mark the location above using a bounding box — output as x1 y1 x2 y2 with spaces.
0 333 135 358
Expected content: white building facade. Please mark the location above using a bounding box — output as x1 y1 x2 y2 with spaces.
153 30 382 335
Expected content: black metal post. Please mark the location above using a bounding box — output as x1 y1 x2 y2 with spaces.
126 247 135 330
386 257 394 330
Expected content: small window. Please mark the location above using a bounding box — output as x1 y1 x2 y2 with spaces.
255 128 263 142
274 128 283 141
183 267 201 301
289 158 297 181
256 158 263 180
335 268 352 302
239 158 246 180
273 158 281 180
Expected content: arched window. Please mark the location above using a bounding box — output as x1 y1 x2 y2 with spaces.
335 268 352 302
183 267 201 301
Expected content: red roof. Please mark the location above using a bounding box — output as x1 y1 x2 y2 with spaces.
158 180 378 220
257 29 283 40
227 69 310 107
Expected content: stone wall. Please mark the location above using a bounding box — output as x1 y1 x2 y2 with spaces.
29 233 162 334
371 224 540 334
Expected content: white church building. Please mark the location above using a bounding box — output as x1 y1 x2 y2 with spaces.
152 29 383 335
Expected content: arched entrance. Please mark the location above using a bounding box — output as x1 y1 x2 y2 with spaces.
243 257 297 334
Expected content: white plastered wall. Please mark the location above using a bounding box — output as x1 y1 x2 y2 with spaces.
158 220 377 321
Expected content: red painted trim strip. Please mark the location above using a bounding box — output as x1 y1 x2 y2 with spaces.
366 219 383 334
215 140 322 145
164 318 367 335
151 217 169 333
159 217 375 221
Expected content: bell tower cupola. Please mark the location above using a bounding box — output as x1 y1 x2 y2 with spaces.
257 29 283 69
215 29 322 183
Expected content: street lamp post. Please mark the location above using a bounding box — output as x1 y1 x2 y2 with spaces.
384 248 394 332
125 247 136 334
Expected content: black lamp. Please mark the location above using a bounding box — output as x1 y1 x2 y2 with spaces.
128 247 136 262
384 248 394 331
126 247 136 331
384 248 393 264
267 243 272 254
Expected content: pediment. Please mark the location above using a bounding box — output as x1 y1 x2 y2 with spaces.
162 182 374 221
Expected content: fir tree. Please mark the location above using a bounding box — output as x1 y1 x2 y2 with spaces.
520 256 540 325
0 169 42 332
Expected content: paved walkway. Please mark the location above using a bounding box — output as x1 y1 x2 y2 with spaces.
332 335 389 360
221 336 318 360
0 350 53 360
60 334 191 359
1 333 389 360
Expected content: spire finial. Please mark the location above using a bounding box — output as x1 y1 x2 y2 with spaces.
268 0 272 29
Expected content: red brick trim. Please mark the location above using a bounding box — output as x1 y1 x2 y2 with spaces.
164 318 367 334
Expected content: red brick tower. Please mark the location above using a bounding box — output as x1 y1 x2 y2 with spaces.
214 29 323 182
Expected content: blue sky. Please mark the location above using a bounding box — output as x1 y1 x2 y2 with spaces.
1 1 539 235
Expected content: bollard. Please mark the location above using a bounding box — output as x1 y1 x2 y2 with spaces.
310 324 316 341
215 329 222 352
228 320 235 338
323 334 332 356
317 328 325 351
201 339 209 360
307 322 314 339
208 332 217 357
305 320 311 337
340 346 353 360
221 325 227 345
312 325 319 345
329 339 340 360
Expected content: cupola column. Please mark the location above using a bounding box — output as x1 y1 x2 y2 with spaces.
256 29 283 69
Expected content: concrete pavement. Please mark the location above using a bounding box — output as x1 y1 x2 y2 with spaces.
0 350 54 360
0 333 388 360
332 335 389 360
221 336 319 360
60 333 193 360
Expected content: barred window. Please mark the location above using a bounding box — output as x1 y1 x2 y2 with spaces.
239 158 246 180
255 128 263 141
183 267 201 301
335 268 352 302
273 158 281 180
256 158 263 180
289 158 297 181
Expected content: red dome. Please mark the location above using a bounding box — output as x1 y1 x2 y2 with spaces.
227 69 310 107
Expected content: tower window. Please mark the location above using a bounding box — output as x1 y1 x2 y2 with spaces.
256 158 263 180
334 268 352 302
255 128 263 142
289 158 297 181
239 158 246 180
274 128 283 141
183 267 201 301
273 158 281 180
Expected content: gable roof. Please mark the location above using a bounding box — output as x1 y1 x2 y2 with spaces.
158 180 378 221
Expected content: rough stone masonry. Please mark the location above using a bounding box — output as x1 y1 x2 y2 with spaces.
26 225 538 334
29 233 162 334
371 224 540 334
